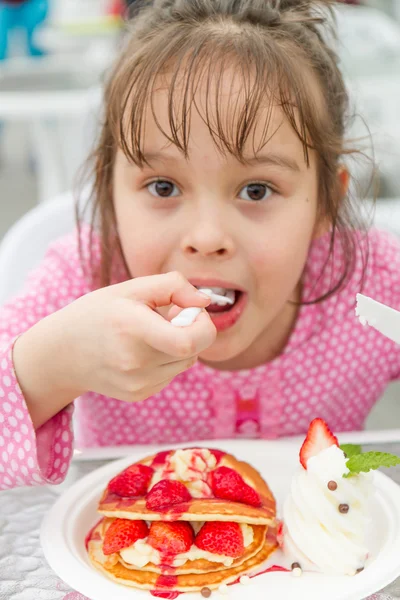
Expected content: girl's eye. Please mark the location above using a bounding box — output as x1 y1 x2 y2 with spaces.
239 183 273 202
147 180 180 198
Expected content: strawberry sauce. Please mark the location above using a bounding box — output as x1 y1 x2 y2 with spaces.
85 519 103 550
208 449 226 463
151 451 171 468
252 565 290 576
151 574 180 598
100 491 138 507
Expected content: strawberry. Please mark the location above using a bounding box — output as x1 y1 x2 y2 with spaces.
210 467 262 508
240 483 262 507
103 519 149 555
195 522 244 558
146 479 192 511
108 464 154 497
299 418 339 469
147 521 194 555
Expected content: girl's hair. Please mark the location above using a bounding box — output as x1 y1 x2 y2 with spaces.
81 0 370 300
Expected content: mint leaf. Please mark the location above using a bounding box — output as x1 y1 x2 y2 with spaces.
345 452 400 476
340 444 362 458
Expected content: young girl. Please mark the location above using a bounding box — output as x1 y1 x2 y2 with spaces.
1 0 400 491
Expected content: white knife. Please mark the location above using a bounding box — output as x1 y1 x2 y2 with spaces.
356 293 400 345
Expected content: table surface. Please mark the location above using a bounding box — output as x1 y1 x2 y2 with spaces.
1 441 400 600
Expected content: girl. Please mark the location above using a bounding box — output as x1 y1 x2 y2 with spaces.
1 0 400 491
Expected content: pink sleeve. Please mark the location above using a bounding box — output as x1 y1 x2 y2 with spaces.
0 235 87 490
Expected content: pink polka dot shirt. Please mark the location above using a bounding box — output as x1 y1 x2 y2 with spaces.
1 226 400 490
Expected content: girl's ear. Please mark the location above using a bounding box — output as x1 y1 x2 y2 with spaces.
338 165 350 198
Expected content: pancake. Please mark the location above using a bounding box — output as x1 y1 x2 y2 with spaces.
88 525 278 592
87 447 278 593
98 449 275 526
88 518 269 575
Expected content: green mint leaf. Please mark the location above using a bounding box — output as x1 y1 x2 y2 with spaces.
345 452 400 476
340 444 362 458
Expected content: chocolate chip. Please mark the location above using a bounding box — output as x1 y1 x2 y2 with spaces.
356 567 364 574
339 503 349 514
328 480 337 491
291 562 301 570
201 587 212 598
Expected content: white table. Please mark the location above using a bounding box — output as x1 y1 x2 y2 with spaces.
1 432 400 600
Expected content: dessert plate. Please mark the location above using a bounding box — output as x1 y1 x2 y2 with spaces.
41 439 400 600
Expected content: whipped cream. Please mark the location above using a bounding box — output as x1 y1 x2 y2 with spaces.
120 523 254 569
120 537 161 569
282 445 373 576
149 449 217 498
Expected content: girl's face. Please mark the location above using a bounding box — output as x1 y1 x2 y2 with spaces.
113 79 321 369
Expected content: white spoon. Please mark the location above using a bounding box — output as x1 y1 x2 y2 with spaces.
171 288 234 327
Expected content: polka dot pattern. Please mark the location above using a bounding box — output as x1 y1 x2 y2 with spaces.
1 226 400 492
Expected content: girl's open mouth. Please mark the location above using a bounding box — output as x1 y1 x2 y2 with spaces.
200 287 247 332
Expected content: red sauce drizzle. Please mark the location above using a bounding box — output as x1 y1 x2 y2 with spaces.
151 574 179 598
85 519 104 550
252 565 290 576
101 490 142 508
151 451 171 468
156 502 191 520
206 448 226 464
226 564 290 589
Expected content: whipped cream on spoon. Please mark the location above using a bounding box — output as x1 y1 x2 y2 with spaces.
171 288 234 327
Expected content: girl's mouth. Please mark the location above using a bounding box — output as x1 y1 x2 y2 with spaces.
200 287 247 332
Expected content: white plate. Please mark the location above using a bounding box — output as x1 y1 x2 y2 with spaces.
41 439 400 600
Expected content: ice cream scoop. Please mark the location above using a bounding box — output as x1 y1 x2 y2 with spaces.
281 419 373 576
171 288 234 327
282 444 372 576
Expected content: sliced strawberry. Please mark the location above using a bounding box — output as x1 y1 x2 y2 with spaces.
108 464 154 497
103 519 149 555
195 522 244 558
147 521 194 556
210 467 262 507
299 418 339 469
240 483 262 507
146 479 192 511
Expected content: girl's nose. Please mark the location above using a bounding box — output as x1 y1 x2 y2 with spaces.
181 212 235 259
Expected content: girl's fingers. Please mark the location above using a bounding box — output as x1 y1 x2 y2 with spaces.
127 303 217 358
120 272 211 309
130 357 198 392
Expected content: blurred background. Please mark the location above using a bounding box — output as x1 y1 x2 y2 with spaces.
1 0 400 430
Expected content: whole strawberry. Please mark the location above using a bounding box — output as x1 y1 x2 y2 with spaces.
147 521 194 556
195 522 244 558
103 519 149 555
210 467 261 507
108 464 154 498
146 479 191 511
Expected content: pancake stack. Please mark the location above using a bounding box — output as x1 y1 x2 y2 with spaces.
87 447 277 594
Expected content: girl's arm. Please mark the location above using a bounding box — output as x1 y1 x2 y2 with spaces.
0 234 86 490
0 233 216 492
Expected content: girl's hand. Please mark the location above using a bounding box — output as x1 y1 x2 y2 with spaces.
65 271 216 402
13 272 216 429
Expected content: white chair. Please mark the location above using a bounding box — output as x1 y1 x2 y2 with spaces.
0 57 102 203
0 189 90 304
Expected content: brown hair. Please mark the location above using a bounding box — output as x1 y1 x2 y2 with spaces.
80 0 370 300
